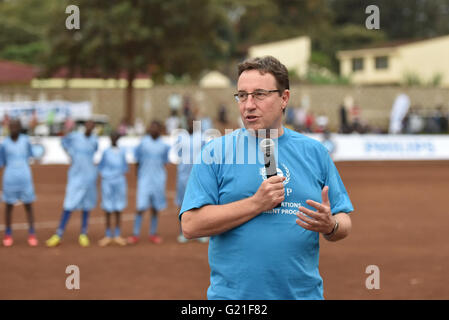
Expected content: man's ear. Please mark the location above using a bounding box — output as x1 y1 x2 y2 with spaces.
282 89 290 108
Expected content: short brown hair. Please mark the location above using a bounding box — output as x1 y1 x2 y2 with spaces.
237 56 290 92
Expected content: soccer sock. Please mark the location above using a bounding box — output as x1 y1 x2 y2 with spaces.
56 210 71 237
81 210 89 235
114 226 121 237
5 227 12 236
149 214 158 235
105 228 112 238
133 213 143 237
28 226 35 235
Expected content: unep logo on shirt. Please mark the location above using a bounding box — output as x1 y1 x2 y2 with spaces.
260 162 290 185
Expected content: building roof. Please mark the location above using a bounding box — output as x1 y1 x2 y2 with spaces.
0 60 37 84
337 34 449 57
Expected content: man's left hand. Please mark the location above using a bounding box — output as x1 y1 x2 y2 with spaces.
295 186 335 234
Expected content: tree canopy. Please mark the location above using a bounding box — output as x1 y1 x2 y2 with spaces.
2 0 449 121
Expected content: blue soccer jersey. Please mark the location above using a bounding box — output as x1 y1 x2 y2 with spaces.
98 147 128 212
175 131 203 207
180 127 354 300
0 134 36 204
61 131 98 211
134 135 170 211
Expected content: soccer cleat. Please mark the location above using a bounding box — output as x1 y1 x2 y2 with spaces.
98 237 112 247
177 234 188 243
78 234 90 247
3 235 13 247
113 236 127 246
46 234 61 247
28 234 38 247
149 234 162 244
127 235 139 245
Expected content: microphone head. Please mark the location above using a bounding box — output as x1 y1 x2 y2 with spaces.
260 138 275 153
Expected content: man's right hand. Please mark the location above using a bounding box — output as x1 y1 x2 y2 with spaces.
251 175 286 212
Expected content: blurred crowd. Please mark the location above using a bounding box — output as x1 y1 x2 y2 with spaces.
1 92 448 137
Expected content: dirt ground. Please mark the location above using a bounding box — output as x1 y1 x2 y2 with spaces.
0 161 448 300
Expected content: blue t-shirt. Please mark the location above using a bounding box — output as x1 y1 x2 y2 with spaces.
0 134 34 191
62 131 98 186
175 131 204 183
134 135 170 191
180 127 353 300
98 147 128 181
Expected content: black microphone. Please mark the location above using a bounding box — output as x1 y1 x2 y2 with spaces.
260 138 282 208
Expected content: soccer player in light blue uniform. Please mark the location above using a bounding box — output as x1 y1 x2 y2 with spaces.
180 56 354 300
0 119 38 247
46 120 98 247
174 119 207 243
127 120 170 245
97 131 128 247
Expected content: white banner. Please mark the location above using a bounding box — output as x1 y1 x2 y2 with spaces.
3 133 448 165
308 134 449 161
0 100 92 122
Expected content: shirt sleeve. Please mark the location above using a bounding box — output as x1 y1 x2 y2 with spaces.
93 136 99 152
0 144 5 167
164 143 170 164
323 150 354 215
26 137 33 159
134 143 141 164
98 150 106 173
179 146 220 219
61 132 73 152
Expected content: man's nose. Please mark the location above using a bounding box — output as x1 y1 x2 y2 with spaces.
244 95 257 110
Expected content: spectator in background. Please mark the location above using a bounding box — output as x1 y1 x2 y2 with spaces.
293 106 306 132
339 103 349 133
218 102 228 125
315 115 329 133
134 118 145 136
165 109 180 136
403 106 423 134
305 111 315 133
118 118 128 136
436 105 448 133
29 110 39 135
182 94 193 127
168 93 182 113
2 114 10 136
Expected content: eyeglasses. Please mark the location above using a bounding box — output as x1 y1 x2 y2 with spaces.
234 89 280 102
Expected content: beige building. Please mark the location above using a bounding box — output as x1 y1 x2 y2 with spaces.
337 35 449 87
248 36 311 78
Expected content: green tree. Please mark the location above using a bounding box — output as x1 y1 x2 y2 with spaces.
43 0 228 124
0 0 57 64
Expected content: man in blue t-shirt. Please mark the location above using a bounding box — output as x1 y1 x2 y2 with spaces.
180 56 354 300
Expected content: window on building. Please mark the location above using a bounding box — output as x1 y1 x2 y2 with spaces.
375 56 389 70
352 58 364 72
